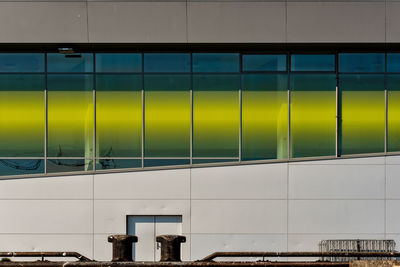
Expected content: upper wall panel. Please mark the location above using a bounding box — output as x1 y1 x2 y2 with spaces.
387 2 400 43
187 2 286 43
287 2 385 43
0 2 87 43
87 2 187 43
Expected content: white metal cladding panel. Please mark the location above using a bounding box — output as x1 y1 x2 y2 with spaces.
386 165 400 199
288 200 385 234
288 164 385 199
0 175 93 200
286 1 385 42
191 163 287 200
93 200 191 234
385 200 400 234
0 200 93 234
94 169 190 200
87 2 187 42
191 200 287 234
386 2 400 42
190 234 287 260
187 2 286 43
0 2 88 43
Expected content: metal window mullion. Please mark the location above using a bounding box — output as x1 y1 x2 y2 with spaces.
238 89 242 162
385 89 388 154
336 85 339 157
93 53 96 171
190 53 193 166
44 53 48 174
141 53 145 168
287 53 291 159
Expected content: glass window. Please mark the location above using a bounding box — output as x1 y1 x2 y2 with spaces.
193 74 239 157
47 74 93 157
47 53 93 72
144 159 190 167
47 159 93 173
291 54 335 71
0 74 44 157
0 53 44 72
290 74 336 158
193 53 239 73
96 159 141 170
144 75 190 158
339 74 385 155
96 74 142 157
387 53 400 73
0 159 44 176
241 74 288 160
387 74 400 152
96 53 142 72
144 53 190 73
242 54 286 71
339 53 384 73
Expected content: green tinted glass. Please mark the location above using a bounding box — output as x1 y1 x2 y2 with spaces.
387 74 400 152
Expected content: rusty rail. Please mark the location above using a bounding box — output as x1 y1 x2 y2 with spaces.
201 252 400 262
0 252 91 261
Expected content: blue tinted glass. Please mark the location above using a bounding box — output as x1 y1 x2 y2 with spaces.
0 53 44 72
387 53 400 72
96 53 141 72
193 53 239 73
291 54 335 71
0 159 44 176
242 54 286 71
47 53 93 72
339 53 384 72
144 53 190 72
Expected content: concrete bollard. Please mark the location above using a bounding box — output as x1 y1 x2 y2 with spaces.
108 234 138 262
156 235 186 262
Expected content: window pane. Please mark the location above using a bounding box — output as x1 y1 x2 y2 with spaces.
47 74 93 157
0 159 44 176
387 74 400 152
291 54 335 71
339 53 384 73
0 75 44 157
144 53 190 73
0 53 44 72
47 53 93 72
96 159 141 170
144 75 190 157
47 159 93 173
339 74 385 155
144 159 190 167
96 74 142 157
387 53 400 73
241 74 288 160
290 74 336 158
242 54 286 71
96 53 142 72
193 74 239 157
193 53 239 73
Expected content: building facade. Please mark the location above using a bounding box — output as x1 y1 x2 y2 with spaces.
0 0 399 262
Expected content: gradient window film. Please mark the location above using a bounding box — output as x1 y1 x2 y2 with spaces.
290 74 336 158
387 75 400 152
242 55 286 72
193 53 239 73
47 53 93 72
0 75 44 157
339 53 384 73
193 74 239 157
291 55 335 71
144 75 190 157
47 74 93 157
339 74 385 155
144 53 190 73
96 53 142 73
241 74 288 160
0 53 44 72
96 74 142 157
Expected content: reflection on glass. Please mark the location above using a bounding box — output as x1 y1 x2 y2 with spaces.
144 75 190 157
0 159 44 176
241 74 287 160
96 75 142 157
144 159 190 167
339 74 385 155
387 75 400 152
339 53 384 73
291 54 335 71
144 53 190 73
0 75 44 156
47 74 93 157
96 53 142 73
193 53 239 73
47 159 92 173
47 53 93 72
193 75 239 157
0 53 44 72
95 159 141 170
242 54 286 71
290 74 336 158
